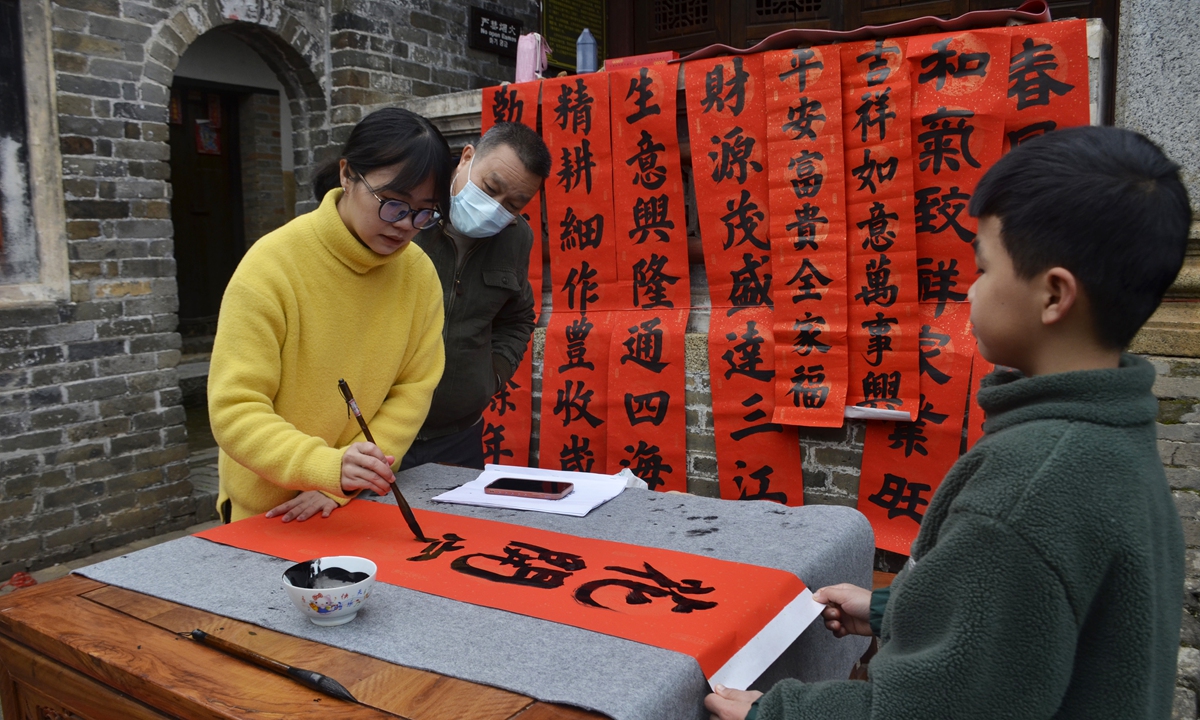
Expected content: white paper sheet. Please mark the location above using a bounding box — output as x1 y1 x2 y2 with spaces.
430 464 627 517
707 588 826 691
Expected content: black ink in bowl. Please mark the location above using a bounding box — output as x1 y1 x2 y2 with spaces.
284 558 370 590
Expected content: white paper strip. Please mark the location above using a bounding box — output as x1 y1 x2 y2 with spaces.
707 589 825 691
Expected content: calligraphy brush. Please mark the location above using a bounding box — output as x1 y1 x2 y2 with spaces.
189 629 357 702
338 378 434 542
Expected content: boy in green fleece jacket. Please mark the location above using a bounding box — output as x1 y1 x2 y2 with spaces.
706 126 1192 720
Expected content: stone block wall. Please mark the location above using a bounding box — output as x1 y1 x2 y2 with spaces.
238 91 285 247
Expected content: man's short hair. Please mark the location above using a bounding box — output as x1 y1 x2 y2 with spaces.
969 125 1191 348
475 121 552 179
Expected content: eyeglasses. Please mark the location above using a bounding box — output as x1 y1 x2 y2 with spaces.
355 170 441 229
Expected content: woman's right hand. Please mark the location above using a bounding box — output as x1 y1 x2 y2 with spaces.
340 442 396 496
813 583 875 638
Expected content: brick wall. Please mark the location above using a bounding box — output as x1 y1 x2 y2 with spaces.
238 91 284 247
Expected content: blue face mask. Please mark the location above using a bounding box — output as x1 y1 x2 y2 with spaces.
449 157 516 238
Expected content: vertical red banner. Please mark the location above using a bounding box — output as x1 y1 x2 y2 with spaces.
857 302 973 555
762 45 849 428
966 348 994 450
708 308 804 506
1001 20 1090 153
605 309 689 491
840 39 920 420
539 311 614 472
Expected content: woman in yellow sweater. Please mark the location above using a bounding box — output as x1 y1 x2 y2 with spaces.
207 108 448 523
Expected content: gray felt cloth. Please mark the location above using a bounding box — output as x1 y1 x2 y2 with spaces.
76 464 874 720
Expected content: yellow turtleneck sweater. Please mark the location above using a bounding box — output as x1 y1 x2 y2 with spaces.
208 189 445 521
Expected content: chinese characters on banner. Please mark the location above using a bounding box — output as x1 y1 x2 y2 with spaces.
762 46 849 428
540 75 620 473
686 54 804 505
841 39 920 419
1003 20 1090 152
480 81 544 465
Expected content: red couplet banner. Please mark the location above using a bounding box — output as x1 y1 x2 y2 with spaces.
762 45 849 428
1002 20 1090 152
857 302 973 555
540 311 614 472
605 308 689 491
967 348 994 450
197 501 810 680
709 308 804 506
840 38 920 419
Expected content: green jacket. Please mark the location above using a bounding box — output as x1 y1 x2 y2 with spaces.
755 354 1184 720
412 218 536 438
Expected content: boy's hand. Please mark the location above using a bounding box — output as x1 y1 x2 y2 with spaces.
813 583 874 638
704 685 762 720
266 490 338 522
340 442 396 496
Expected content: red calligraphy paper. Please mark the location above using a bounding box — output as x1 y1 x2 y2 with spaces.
1001 20 1090 153
605 309 689 491
762 45 849 427
966 346 994 450
609 65 690 312
709 307 804 506
197 500 809 679
857 302 973 555
840 39 920 420
539 310 614 473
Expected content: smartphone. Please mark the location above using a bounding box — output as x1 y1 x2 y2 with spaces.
483 477 575 500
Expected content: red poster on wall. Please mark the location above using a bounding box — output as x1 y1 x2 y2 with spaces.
857 302 973 555
762 45 849 428
605 309 689 491
609 65 690 312
539 311 614 473
709 308 804 506
840 38 920 420
1001 20 1090 153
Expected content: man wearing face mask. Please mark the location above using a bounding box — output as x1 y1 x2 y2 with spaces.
404 122 550 470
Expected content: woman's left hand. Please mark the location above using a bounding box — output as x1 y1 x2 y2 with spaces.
266 490 339 522
704 685 762 720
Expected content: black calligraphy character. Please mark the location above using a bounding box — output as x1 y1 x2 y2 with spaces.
554 380 603 428
792 312 830 356
861 312 897 367
867 474 931 523
622 317 667 372
919 325 953 385
887 394 949 457
709 127 762 184
853 88 896 143
788 204 828 251
560 207 604 250
855 254 898 307
721 189 768 251
489 376 519 415
1008 120 1057 147
918 107 980 175
783 97 825 141
626 130 667 190
732 461 788 504
632 254 680 310
408 533 466 562
629 195 674 244
625 67 660 123
788 258 833 303
561 262 599 313
861 370 902 409
452 541 586 589
788 149 824 200
625 390 670 426
914 186 974 242
560 435 594 472
731 393 783 440
559 315 595 372
722 321 773 382
856 40 900 86
789 364 829 409
917 37 990 91
779 47 824 92
918 258 968 318
574 562 718 613
851 148 898 194
700 57 750 116
491 87 523 124
1008 38 1074 110
620 441 673 490
557 140 596 193
553 78 594 134
856 201 898 252
728 253 773 313
481 423 514 464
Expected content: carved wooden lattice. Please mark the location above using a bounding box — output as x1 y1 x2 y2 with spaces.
654 0 711 32
754 0 823 17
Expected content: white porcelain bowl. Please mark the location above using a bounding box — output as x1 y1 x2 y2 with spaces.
281 555 377 626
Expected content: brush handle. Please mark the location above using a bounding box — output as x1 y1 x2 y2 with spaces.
190 630 357 702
